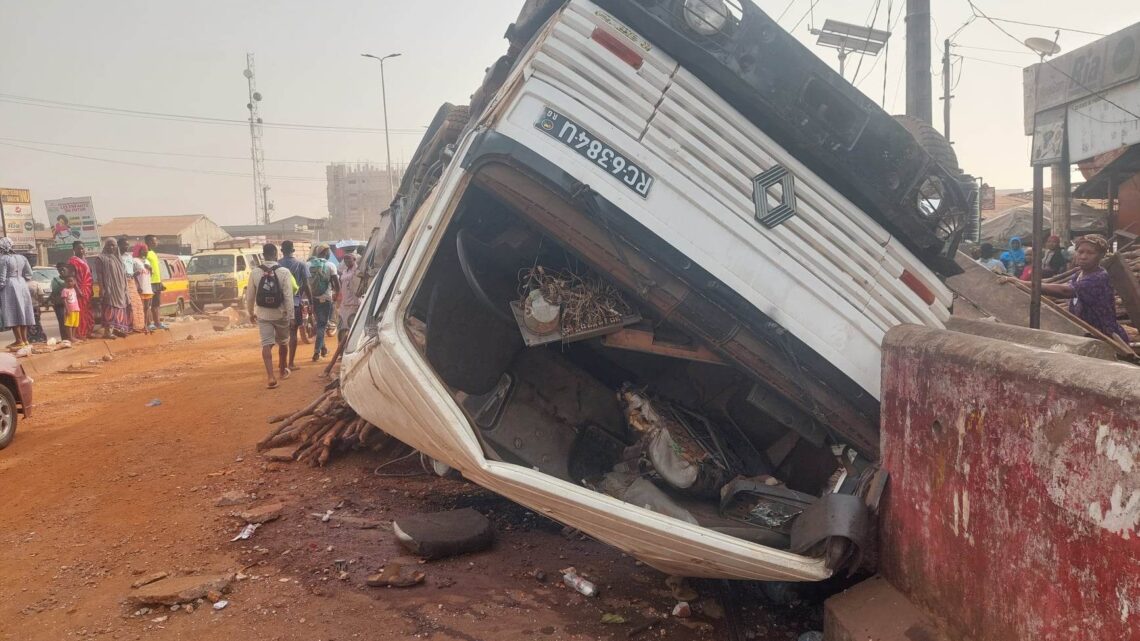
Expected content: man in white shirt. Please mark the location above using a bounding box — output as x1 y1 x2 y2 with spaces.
976 243 1007 275
245 243 295 389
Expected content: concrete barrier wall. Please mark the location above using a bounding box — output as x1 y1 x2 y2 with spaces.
879 325 1140 641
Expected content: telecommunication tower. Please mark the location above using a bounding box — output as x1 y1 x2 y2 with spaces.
243 54 272 224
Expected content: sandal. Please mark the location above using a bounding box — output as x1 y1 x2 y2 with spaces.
267 380 279 389
280 368 292 380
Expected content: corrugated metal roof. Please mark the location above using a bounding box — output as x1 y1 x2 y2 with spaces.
98 215 207 237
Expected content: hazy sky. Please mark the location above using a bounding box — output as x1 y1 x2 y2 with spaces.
0 0 1127 227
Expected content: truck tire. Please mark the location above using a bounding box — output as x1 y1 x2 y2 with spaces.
0 384 18 450
893 114 960 173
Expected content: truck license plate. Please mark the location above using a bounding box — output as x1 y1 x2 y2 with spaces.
535 108 654 198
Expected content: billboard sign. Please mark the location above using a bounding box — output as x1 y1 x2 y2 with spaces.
0 188 36 253
1067 81 1140 162
1024 22 1140 130
45 197 101 252
980 184 996 211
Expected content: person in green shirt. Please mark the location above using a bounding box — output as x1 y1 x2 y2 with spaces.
50 262 70 339
144 234 167 330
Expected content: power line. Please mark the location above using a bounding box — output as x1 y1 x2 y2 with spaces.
0 136 372 165
791 0 822 31
0 93 429 135
849 0 883 82
951 43 1035 55
956 54 1025 69
967 0 1140 121
984 15 1104 38
776 0 798 22
0 141 327 182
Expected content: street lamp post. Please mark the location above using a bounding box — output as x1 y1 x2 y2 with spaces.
361 52 402 199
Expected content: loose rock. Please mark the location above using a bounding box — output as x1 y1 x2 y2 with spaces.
239 501 285 524
130 572 169 589
214 491 251 507
365 564 425 588
124 574 233 607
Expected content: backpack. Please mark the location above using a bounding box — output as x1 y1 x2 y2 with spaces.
309 258 331 297
255 264 284 308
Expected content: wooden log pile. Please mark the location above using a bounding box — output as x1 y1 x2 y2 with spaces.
257 382 390 466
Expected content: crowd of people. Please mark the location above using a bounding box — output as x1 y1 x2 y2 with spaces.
0 234 170 350
246 242 361 389
975 233 1132 344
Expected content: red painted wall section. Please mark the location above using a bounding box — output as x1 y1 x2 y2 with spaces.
879 325 1140 641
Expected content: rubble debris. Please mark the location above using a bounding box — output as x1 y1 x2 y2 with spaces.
238 501 284 524
214 490 251 507
601 613 627 624
619 387 731 497
145 399 161 408
212 600 229 611
392 508 493 559
130 572 169 590
230 523 260 541
561 567 598 597
366 564 425 588
698 598 725 620
257 386 392 466
665 576 698 602
595 464 698 524
671 602 692 618
531 569 547 583
512 266 640 346
798 632 823 641
124 574 233 607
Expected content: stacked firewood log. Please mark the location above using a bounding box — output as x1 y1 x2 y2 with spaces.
257 383 390 466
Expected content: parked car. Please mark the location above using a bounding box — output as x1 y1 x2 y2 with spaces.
186 249 262 310
0 352 34 449
30 267 56 310
338 0 974 583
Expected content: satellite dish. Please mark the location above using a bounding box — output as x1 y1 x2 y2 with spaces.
1025 37 1062 58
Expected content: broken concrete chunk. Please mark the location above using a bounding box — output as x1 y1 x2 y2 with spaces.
130 572 169 590
392 508 493 560
214 491 251 507
124 574 233 607
239 501 284 524
365 564 425 588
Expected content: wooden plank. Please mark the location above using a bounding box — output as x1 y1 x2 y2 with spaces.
1004 279 1136 358
600 327 728 365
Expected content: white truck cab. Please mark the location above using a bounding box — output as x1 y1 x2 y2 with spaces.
340 0 973 581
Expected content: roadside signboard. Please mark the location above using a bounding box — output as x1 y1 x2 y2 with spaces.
0 188 37 253
45 197 101 252
1067 81 1140 162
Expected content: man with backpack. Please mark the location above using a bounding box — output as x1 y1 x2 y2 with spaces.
306 245 339 363
246 243 295 389
278 240 310 371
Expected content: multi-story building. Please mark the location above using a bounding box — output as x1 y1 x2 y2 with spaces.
326 163 401 240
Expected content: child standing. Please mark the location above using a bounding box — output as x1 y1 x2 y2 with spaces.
62 275 80 342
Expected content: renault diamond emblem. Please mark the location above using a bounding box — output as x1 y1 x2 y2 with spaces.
752 165 797 229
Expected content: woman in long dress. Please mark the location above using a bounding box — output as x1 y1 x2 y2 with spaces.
90 240 130 338
0 238 38 349
117 238 146 332
68 242 95 340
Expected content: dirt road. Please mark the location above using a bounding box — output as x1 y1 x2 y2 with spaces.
0 329 821 640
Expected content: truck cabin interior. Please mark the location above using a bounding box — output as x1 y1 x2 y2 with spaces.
400 159 882 570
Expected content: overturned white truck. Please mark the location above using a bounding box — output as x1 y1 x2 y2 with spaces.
340 0 975 581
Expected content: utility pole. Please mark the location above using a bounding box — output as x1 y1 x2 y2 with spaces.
942 39 952 143
244 53 269 225
361 53 402 201
905 0 932 124
1052 155 1072 244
